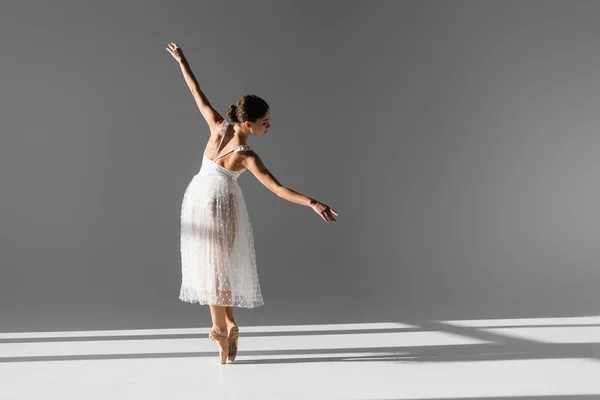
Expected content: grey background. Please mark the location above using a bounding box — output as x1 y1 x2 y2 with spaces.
1 0 599 332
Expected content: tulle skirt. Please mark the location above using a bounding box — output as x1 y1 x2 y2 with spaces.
179 173 264 308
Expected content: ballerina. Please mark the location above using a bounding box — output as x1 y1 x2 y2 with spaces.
167 42 339 364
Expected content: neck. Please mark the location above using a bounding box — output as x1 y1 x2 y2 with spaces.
233 123 252 140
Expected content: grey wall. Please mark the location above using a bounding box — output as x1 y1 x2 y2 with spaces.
2 0 599 332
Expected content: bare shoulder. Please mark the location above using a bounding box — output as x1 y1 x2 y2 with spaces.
239 149 260 168
239 149 272 175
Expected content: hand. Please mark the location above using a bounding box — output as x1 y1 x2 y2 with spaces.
310 199 338 223
166 42 185 63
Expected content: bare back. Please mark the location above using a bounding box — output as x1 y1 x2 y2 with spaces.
203 120 251 172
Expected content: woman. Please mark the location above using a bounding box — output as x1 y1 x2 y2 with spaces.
166 42 339 364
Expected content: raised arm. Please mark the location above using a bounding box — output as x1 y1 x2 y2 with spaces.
166 42 223 131
241 151 338 223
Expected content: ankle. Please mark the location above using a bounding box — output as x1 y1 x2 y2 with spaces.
212 325 227 335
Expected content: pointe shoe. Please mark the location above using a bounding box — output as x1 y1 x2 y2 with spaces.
227 325 240 363
208 329 229 364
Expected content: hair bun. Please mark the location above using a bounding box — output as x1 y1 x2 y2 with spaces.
227 104 239 123
227 95 269 125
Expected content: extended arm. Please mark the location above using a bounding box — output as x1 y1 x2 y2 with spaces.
167 43 223 131
242 152 338 222
242 152 312 206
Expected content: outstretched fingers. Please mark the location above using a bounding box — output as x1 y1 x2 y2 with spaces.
320 211 329 223
165 42 183 60
321 209 337 223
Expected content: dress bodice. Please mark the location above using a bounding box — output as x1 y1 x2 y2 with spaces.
199 154 247 181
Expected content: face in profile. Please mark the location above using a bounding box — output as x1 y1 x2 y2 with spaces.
247 109 271 137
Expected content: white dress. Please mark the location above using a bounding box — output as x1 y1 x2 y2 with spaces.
179 120 264 308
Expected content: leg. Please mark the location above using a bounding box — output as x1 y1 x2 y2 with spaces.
209 197 234 305
225 306 237 329
222 195 240 361
208 194 239 363
209 305 228 334
221 194 237 307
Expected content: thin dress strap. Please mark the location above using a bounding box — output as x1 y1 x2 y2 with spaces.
214 144 252 162
212 120 229 161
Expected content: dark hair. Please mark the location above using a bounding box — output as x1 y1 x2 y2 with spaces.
227 94 269 124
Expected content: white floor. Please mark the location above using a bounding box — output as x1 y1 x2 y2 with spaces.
2 319 600 400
